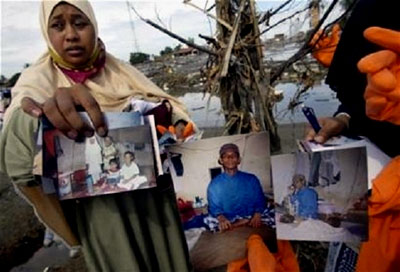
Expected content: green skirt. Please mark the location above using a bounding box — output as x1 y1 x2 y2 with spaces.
64 175 191 272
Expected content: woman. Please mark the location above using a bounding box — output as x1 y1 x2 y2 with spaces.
0 0 192 271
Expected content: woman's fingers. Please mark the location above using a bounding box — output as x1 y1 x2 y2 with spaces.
71 84 107 136
42 97 78 139
21 85 107 140
55 88 94 137
21 97 43 118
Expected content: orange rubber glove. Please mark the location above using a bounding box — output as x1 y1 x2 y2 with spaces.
156 122 195 139
227 235 299 272
357 27 400 125
356 156 400 272
310 24 341 67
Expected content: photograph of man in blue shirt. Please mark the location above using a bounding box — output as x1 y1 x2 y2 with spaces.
290 174 318 219
206 143 269 232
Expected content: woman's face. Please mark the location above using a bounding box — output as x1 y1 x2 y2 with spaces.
47 3 96 66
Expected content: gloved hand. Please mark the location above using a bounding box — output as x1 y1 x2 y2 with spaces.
357 26 400 125
156 121 195 140
310 24 341 67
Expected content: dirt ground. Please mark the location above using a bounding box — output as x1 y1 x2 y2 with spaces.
0 172 44 271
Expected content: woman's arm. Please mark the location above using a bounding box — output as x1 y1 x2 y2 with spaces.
0 108 39 185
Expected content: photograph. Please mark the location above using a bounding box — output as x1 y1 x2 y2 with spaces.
272 146 369 243
42 112 160 200
166 132 276 271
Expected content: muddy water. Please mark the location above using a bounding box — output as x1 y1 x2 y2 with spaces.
177 82 340 128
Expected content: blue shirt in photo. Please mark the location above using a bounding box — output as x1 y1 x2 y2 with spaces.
207 171 265 221
291 187 318 219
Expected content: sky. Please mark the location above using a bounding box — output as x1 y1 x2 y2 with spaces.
0 0 342 78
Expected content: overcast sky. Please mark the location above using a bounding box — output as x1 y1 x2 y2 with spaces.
0 0 341 78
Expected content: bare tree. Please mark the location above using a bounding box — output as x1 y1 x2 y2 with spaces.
130 0 353 152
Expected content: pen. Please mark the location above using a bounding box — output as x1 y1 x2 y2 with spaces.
301 105 321 133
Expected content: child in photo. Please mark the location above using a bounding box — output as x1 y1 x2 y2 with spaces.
106 159 121 187
119 151 148 190
102 136 118 171
120 151 140 182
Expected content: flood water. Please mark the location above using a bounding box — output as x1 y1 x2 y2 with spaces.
178 82 340 128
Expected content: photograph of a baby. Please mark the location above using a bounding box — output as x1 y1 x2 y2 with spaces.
272 146 369 243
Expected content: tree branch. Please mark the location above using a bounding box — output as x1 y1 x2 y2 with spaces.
198 34 219 48
184 0 233 31
259 0 294 26
259 5 309 36
220 0 247 77
270 0 294 17
130 5 217 56
270 0 340 84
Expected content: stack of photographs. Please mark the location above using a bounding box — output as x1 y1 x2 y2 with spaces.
42 114 372 271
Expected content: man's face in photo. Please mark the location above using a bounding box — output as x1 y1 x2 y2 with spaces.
220 151 240 171
293 176 305 190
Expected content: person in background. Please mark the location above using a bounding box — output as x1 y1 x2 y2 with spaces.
102 136 118 171
306 0 400 158
289 174 318 219
0 0 192 270
85 136 102 183
306 0 400 271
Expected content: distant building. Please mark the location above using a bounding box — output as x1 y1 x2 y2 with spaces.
173 47 199 57
288 31 306 44
274 33 285 42
263 33 286 48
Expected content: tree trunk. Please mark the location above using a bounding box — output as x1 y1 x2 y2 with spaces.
213 0 281 151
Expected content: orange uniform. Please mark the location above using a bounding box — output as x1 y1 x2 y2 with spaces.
227 234 299 272
356 156 400 271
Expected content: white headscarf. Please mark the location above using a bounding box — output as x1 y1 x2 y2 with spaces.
4 0 191 125
40 0 100 69
40 0 99 54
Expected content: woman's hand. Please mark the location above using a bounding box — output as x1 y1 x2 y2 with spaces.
305 115 349 144
21 84 107 139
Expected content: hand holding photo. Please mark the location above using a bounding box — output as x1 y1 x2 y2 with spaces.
42 112 161 200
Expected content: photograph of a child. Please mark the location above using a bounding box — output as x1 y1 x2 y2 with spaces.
43 112 159 200
167 132 276 271
272 146 368 243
